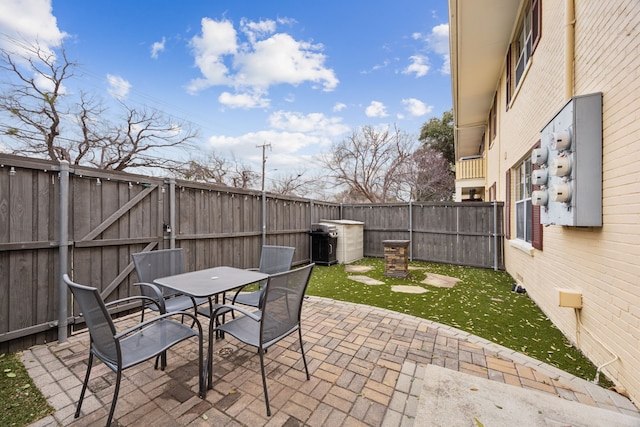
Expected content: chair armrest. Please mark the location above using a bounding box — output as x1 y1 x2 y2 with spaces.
212 304 261 322
104 295 158 309
114 310 202 340
134 282 167 313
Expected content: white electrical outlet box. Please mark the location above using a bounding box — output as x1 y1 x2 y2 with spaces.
557 288 582 308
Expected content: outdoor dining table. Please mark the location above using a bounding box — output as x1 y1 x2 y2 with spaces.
154 266 269 394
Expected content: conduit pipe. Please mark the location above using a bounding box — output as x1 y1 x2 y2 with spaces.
565 0 575 99
574 308 619 384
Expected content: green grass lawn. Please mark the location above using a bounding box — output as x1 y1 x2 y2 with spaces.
306 257 609 387
0 352 53 427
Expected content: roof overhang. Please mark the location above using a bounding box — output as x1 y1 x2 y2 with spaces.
448 0 523 159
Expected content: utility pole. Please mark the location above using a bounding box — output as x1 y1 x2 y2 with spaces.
257 142 271 192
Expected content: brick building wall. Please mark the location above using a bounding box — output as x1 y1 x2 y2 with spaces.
490 0 640 403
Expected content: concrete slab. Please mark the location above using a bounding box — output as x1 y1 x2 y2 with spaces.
422 273 461 288
348 275 384 285
416 364 640 427
391 285 428 294
344 265 375 273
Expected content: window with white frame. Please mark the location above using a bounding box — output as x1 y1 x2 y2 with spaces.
506 0 541 106
515 156 532 242
514 3 533 87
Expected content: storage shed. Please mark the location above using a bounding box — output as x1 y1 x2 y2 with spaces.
320 219 364 264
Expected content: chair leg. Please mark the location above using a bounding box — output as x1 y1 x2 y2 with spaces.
75 352 94 418
258 348 271 416
298 328 310 380
106 369 122 427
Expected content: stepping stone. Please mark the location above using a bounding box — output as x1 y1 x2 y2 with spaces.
345 265 375 273
348 275 384 285
421 273 461 288
391 285 428 294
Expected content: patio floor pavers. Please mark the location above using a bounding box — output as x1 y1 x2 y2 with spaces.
22 296 640 426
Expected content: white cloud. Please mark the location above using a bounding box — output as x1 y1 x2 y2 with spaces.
207 130 328 161
107 74 131 99
239 18 276 43
151 37 166 59
403 55 430 77
333 102 347 112
428 23 450 75
234 33 338 91
365 101 388 118
268 111 349 136
218 91 270 109
0 0 67 58
402 98 433 117
188 18 338 104
187 18 237 93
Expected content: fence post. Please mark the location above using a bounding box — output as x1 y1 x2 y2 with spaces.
168 179 176 249
261 191 267 247
58 160 69 343
408 201 413 261
309 199 315 261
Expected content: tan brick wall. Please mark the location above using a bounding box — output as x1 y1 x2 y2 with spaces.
491 0 640 404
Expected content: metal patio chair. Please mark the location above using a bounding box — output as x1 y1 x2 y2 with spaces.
132 248 209 322
133 247 229 340
210 263 314 416
63 274 204 427
227 245 295 309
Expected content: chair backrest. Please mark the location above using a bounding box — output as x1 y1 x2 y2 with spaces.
260 264 314 345
132 248 185 297
63 274 119 366
258 245 295 275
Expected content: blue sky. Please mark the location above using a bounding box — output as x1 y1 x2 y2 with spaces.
0 0 451 185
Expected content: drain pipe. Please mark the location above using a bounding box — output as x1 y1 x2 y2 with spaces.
565 0 575 100
493 201 498 271
574 308 619 384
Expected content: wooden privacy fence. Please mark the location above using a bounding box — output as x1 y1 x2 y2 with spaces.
341 202 504 269
0 154 503 353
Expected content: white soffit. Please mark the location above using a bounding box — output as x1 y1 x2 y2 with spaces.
449 0 522 157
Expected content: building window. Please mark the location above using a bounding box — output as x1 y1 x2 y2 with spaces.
489 93 497 147
506 0 541 106
515 157 532 242
514 4 533 87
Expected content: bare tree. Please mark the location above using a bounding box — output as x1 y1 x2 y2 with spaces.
268 170 313 196
181 152 231 184
0 41 198 172
229 161 259 189
93 104 197 171
403 146 454 201
180 152 259 190
318 124 416 202
0 42 74 161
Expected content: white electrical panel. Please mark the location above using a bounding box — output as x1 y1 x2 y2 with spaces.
532 93 603 226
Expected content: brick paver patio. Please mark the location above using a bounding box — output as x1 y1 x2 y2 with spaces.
22 297 639 426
